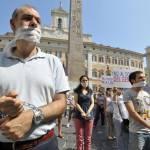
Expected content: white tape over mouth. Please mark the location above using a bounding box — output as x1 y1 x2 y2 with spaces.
14 26 41 43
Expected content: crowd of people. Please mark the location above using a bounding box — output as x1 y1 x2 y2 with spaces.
59 71 150 150
0 4 149 150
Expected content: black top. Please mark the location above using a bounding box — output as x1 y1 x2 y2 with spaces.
73 92 94 120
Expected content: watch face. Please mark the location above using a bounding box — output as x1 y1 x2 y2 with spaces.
36 115 42 123
33 109 44 125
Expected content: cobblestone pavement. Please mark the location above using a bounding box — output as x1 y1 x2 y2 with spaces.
55 117 117 150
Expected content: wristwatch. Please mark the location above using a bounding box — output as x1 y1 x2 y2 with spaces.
32 107 45 125
23 102 45 125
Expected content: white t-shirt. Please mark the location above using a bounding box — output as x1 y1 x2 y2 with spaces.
118 95 129 119
124 89 150 133
106 97 113 113
112 101 123 122
0 47 70 142
112 95 128 122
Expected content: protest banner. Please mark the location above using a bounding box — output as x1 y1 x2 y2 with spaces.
101 68 138 88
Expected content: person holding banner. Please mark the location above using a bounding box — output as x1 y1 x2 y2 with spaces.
124 71 150 150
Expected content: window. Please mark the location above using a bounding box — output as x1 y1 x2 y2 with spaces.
112 57 117 64
131 61 135 67
85 54 88 60
58 18 62 29
118 59 123 65
92 55 97 62
98 70 104 78
99 56 104 63
135 61 138 68
121 60 124 65
139 62 143 68
105 56 111 64
92 69 97 77
124 59 129 66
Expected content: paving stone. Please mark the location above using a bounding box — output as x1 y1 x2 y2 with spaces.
55 117 117 150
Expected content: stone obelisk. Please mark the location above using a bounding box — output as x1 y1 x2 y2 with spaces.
67 0 85 88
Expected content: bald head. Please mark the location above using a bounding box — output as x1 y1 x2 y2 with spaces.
10 5 41 32
11 5 39 21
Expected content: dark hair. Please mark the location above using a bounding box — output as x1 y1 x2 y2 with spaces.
106 88 112 92
129 71 143 85
11 5 38 21
74 75 92 94
105 88 112 95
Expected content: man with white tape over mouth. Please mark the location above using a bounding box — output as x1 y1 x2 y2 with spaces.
0 5 69 150
123 71 150 150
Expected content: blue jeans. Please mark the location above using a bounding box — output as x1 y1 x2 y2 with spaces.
128 132 150 150
33 135 59 150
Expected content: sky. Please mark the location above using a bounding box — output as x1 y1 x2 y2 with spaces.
0 0 150 54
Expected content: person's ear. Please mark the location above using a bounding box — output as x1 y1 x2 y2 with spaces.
10 19 16 32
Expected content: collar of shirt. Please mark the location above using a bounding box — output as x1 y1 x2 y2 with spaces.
3 40 46 62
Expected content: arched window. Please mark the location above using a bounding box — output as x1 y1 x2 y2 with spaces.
58 18 62 29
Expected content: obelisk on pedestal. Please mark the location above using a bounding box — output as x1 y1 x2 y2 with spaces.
67 0 85 88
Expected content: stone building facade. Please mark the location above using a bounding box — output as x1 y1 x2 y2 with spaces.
0 6 144 91
145 47 150 84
